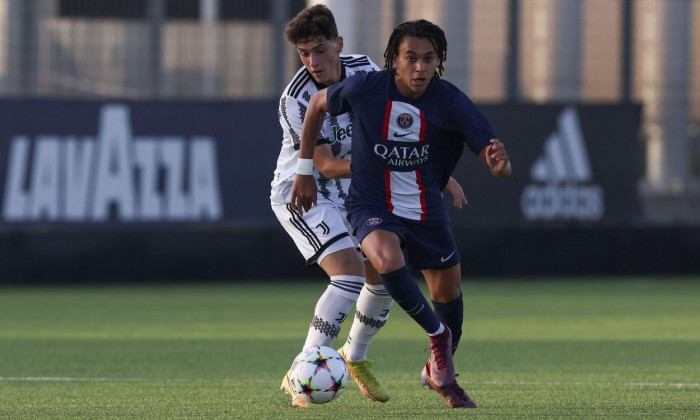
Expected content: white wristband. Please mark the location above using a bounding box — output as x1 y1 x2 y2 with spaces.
296 158 314 175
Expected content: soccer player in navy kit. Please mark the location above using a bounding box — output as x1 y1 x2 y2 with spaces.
272 7 469 408
291 20 511 408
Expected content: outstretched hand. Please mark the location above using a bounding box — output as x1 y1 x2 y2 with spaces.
443 176 468 209
290 174 317 216
484 139 511 178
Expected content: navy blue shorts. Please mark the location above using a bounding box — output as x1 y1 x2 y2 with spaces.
349 207 460 270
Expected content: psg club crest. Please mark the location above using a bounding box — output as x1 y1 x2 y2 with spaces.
365 217 383 226
396 113 414 129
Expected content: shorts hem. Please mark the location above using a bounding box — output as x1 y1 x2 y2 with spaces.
305 232 351 267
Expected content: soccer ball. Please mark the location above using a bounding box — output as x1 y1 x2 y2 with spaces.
288 346 348 405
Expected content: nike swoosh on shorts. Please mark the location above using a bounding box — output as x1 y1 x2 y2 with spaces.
440 250 456 263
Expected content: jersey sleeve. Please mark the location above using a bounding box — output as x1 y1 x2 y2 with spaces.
280 94 329 150
326 73 367 117
451 91 496 155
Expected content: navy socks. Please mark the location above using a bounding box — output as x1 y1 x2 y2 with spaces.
433 291 463 354
379 265 441 334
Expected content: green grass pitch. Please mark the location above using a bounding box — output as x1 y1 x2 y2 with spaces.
1 277 699 419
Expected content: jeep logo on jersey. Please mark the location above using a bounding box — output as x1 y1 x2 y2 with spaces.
2 105 222 222
330 120 352 143
521 107 604 221
396 113 414 129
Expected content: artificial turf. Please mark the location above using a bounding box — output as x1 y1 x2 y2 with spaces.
1 277 698 419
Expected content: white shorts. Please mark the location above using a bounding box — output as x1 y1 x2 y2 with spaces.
271 199 361 267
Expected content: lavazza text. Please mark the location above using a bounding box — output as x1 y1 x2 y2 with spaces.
2 105 222 222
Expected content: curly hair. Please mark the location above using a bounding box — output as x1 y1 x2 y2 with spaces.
284 4 339 44
383 19 448 78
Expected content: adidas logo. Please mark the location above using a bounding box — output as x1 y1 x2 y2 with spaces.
521 107 605 221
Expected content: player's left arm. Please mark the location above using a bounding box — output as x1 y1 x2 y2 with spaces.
443 176 468 209
479 138 512 178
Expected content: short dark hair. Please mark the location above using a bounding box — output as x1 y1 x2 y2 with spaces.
383 19 448 78
284 4 339 45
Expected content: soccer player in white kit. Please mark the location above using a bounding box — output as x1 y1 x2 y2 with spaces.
271 6 467 408
270 5 392 407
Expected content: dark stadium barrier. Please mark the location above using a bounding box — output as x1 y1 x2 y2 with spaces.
0 98 281 227
445 103 644 227
0 99 694 283
1 225 698 283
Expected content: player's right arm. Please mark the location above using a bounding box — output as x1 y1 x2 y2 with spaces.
291 89 329 215
314 145 350 178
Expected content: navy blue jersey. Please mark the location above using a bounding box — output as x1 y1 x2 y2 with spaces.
326 70 495 224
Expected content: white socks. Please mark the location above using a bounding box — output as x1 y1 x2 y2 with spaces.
303 275 364 349
303 278 394 362
342 284 393 362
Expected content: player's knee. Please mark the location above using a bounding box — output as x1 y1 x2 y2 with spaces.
370 255 404 274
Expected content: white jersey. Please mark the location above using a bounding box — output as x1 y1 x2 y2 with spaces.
270 55 379 205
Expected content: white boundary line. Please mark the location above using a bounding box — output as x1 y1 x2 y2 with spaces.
478 380 700 388
1 377 699 388
0 377 146 382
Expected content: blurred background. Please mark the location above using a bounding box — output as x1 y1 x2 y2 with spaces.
0 0 698 283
